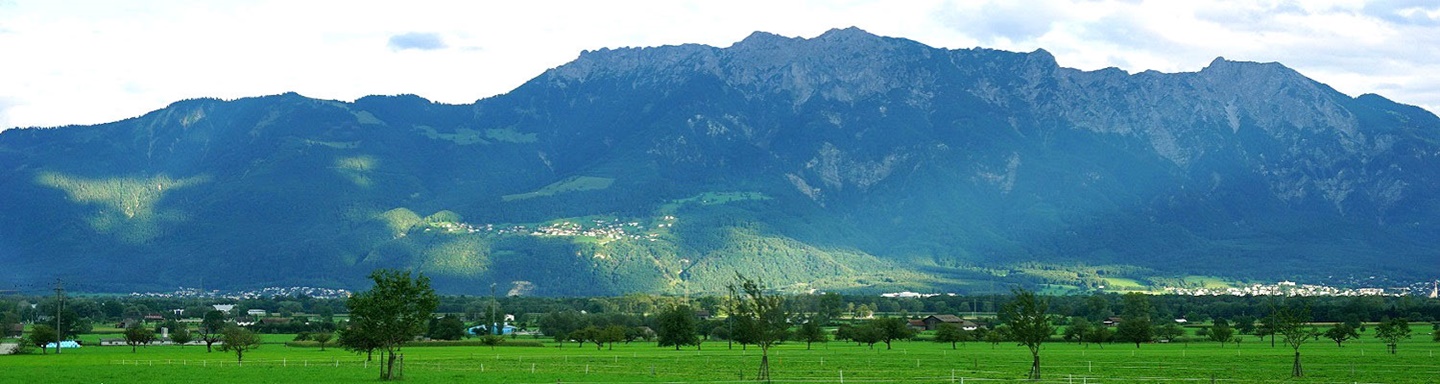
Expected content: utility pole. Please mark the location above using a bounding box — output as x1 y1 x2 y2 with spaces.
54 278 64 355
489 283 498 336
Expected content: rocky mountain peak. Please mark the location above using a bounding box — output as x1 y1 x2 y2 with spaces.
3 28 1440 294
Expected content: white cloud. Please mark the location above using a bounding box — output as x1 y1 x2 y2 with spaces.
0 0 1436 130
388 32 447 51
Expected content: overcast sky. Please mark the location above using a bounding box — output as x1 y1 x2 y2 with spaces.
2 0 1437 130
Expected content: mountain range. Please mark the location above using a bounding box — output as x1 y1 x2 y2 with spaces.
3 27 1437 295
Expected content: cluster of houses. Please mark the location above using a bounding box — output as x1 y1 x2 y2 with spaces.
1164 281 1396 297
429 216 674 243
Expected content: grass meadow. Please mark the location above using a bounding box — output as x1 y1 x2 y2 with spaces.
3 332 1438 383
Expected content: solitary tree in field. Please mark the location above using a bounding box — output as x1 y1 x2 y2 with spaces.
27 324 57 354
797 318 827 350
1156 322 1185 343
345 269 439 380
873 317 917 350
934 323 969 349
657 304 700 350
480 334 504 350
198 310 226 352
169 326 193 347
1063 317 1092 346
1322 324 1358 347
1272 305 1319 377
123 322 156 353
599 325 627 350
1374 318 1411 354
727 273 789 382
851 323 882 349
1254 314 1277 348
1084 326 1113 347
1208 318 1234 347
569 326 598 349
984 325 1009 348
219 326 261 365
1115 292 1154 348
312 332 333 351
1001 287 1056 381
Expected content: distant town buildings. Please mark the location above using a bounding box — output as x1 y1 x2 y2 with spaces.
1165 281 1402 297
132 286 352 300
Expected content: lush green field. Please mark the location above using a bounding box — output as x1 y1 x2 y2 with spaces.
4 335 1437 383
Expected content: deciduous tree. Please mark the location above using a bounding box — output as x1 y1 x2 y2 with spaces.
219 326 260 365
1116 293 1154 348
1208 318 1234 347
1156 322 1185 343
727 274 790 382
312 332 333 351
197 310 226 353
123 322 156 353
1272 305 1319 377
872 317 916 350
1374 318 1411 354
934 323 969 349
539 310 584 348
1063 317 1092 345
1084 324 1112 347
797 318 827 350
852 323 882 349
27 324 57 354
169 325 193 346
599 325 626 350
426 314 466 341
1322 323 1358 347
656 304 700 350
1001 288 1056 380
344 269 439 380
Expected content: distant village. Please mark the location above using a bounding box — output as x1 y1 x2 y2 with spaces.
1165 279 1440 297
129 286 352 300
425 215 676 243
882 279 1440 298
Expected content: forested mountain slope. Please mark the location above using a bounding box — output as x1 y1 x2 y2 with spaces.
3 28 1437 295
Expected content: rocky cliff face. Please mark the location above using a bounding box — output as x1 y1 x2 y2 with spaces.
2 28 1437 294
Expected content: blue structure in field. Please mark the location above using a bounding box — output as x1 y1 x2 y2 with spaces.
45 340 81 349
467 323 516 336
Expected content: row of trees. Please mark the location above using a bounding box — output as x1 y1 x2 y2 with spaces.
7 271 1437 382
7 285 1436 343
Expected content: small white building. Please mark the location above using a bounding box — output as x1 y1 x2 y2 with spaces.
212 304 235 313
246 309 267 317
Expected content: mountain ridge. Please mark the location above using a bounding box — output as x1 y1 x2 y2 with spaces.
2 28 1437 295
